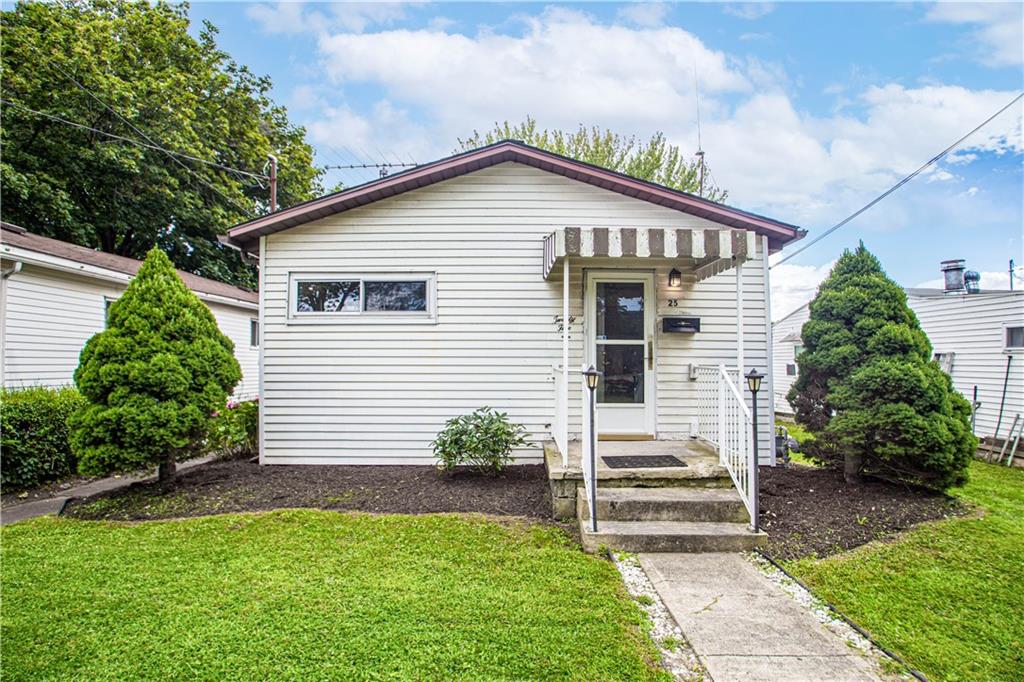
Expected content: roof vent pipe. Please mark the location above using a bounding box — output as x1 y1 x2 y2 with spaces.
964 270 981 294
940 259 966 293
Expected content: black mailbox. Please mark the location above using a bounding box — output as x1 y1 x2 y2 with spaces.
662 317 701 333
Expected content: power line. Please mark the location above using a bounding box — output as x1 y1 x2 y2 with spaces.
22 45 266 218
772 91 1024 268
3 100 268 182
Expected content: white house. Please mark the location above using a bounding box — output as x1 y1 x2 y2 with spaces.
772 261 1024 440
0 222 260 398
225 141 805 551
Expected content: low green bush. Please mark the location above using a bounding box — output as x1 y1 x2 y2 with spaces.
432 407 528 474
208 398 259 458
1 386 87 491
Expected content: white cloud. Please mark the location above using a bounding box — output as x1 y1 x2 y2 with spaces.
723 3 776 21
247 2 412 36
297 9 1021 231
616 2 670 28
926 2 1024 67
739 32 771 42
769 258 835 322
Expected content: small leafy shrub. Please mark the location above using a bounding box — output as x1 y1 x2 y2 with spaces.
208 398 259 457
432 407 528 474
1 386 87 491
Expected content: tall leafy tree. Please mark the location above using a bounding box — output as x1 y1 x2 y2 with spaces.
1 0 322 288
70 248 241 483
788 244 975 490
458 117 727 202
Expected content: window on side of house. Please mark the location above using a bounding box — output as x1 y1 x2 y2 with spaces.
250 319 259 348
1007 326 1024 351
103 297 118 328
934 352 954 373
793 343 804 359
291 274 434 320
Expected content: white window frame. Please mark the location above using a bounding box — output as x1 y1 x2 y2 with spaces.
287 272 437 325
1005 323 1024 353
933 351 955 373
250 318 260 348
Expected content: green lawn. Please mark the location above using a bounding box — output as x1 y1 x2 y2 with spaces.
775 417 820 467
787 461 1024 681
2 511 668 681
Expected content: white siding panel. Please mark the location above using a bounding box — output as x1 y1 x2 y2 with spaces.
261 162 774 464
2 264 258 399
909 292 1024 439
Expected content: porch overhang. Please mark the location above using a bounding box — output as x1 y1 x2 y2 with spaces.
542 227 757 282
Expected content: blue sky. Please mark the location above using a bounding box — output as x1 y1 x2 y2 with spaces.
186 1 1023 317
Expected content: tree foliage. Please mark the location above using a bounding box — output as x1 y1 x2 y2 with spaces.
788 244 975 490
458 117 727 202
1 0 322 288
70 248 241 481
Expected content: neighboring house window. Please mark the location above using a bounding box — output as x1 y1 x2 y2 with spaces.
934 352 955 373
250 319 259 348
785 364 797 376
103 297 117 328
793 343 803 359
291 274 435 320
1007 326 1024 351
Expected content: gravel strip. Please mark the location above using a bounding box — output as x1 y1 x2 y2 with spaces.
746 552 910 681
612 552 706 682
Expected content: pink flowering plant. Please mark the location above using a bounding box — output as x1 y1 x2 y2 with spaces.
208 397 259 457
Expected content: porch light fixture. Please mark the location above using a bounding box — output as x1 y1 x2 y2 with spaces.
668 268 682 288
745 368 764 394
582 364 600 533
745 368 764 534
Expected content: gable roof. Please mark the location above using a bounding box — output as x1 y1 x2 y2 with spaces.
1 222 257 305
226 139 805 252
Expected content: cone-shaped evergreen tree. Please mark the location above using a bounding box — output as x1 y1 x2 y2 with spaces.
788 243 974 489
70 248 241 482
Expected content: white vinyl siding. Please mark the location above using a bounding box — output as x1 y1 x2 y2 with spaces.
770 304 811 415
909 291 1024 439
260 162 774 465
1 263 259 399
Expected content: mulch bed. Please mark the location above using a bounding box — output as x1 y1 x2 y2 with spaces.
63 458 552 521
759 463 967 561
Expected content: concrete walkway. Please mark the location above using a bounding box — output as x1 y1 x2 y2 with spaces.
640 553 885 682
0 455 217 526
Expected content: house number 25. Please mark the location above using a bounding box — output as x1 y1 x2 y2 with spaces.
667 299 679 307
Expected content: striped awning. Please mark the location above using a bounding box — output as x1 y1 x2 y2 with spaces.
543 227 757 280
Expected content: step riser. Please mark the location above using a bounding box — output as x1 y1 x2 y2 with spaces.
580 531 765 553
591 477 734 489
581 499 750 523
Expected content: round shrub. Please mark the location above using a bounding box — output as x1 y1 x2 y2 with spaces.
1 386 87 491
432 407 528 474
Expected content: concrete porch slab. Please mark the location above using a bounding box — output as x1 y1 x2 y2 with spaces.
545 439 728 482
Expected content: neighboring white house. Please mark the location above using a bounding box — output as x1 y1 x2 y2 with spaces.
0 222 260 398
771 303 811 415
225 141 805 468
772 262 1024 440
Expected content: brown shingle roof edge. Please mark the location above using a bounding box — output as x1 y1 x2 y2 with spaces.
1 222 258 305
226 140 806 252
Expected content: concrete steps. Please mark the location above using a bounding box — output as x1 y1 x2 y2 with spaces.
576 487 766 553
582 487 750 523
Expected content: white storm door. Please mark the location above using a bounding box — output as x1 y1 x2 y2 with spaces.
585 271 656 436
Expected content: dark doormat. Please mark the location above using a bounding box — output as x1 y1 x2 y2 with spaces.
602 455 688 469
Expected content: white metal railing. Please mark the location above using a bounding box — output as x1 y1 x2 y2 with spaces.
580 364 598 532
695 364 757 530
551 365 568 462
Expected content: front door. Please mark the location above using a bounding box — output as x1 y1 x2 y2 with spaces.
585 271 656 438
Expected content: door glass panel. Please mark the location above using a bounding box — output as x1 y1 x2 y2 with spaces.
597 345 644 404
596 282 644 340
